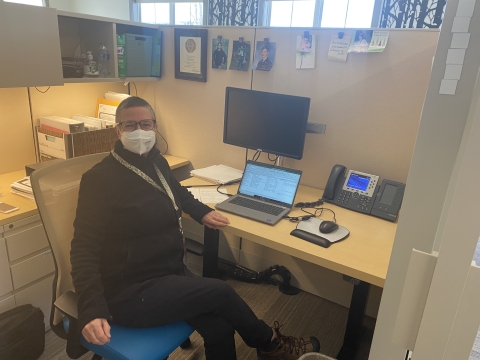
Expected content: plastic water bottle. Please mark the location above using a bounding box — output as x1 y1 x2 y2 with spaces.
98 43 110 78
83 51 98 77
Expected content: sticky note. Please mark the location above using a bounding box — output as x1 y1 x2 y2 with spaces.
439 79 458 95
446 49 466 64
452 16 471 32
451 33 470 48
444 65 463 80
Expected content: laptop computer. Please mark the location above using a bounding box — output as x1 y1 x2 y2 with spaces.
215 161 302 225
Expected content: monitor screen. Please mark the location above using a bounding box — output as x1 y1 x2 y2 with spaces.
223 87 310 160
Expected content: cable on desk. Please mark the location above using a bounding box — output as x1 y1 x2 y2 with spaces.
216 179 240 197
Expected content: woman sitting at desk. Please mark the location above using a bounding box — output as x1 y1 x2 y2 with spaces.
70 96 320 360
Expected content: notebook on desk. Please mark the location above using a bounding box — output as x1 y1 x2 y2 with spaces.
215 161 302 225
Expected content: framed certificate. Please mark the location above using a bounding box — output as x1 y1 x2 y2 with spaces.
174 28 208 82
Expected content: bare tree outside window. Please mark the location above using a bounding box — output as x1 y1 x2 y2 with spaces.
380 0 447 28
209 0 258 26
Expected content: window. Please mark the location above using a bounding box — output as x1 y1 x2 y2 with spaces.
322 0 375 28
269 0 316 27
137 1 204 25
263 0 381 28
4 0 44 5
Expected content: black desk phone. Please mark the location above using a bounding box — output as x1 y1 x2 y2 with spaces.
322 164 406 222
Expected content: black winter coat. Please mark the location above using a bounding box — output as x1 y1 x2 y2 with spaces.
70 141 212 330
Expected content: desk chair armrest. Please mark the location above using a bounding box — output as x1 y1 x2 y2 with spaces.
54 291 89 359
55 290 79 319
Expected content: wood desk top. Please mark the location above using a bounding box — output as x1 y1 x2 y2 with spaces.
182 178 397 288
0 154 190 228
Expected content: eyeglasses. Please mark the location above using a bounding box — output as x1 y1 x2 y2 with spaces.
118 119 156 132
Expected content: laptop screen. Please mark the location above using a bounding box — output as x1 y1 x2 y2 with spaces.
238 161 302 206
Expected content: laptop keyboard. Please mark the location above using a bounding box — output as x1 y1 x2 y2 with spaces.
230 196 284 216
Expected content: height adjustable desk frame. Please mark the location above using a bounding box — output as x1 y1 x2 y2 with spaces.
202 227 370 360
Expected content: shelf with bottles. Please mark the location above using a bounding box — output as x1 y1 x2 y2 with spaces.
57 11 161 83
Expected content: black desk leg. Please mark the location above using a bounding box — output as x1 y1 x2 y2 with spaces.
202 226 221 278
336 280 370 360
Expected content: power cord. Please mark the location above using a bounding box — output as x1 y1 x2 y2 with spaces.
216 179 241 197
267 153 278 163
252 150 262 161
283 199 337 223
156 130 169 155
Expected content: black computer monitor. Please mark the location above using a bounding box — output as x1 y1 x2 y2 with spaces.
223 87 310 160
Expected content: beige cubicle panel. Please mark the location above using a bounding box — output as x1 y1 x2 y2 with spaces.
152 27 439 190
252 28 438 188
0 88 36 174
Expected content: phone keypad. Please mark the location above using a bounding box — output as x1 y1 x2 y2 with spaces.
358 195 372 212
336 191 373 213
337 191 351 204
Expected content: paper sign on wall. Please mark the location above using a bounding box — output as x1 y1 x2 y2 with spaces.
327 34 351 62
368 31 390 52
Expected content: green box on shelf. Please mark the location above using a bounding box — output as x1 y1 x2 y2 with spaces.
151 30 162 77
117 34 126 78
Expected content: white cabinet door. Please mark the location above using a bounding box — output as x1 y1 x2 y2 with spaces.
0 238 13 297
6 224 49 262
15 275 54 330
0 2 63 88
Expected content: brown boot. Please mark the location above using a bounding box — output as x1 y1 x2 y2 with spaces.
257 321 320 360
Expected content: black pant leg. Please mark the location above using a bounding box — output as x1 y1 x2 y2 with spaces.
186 313 237 360
107 275 272 349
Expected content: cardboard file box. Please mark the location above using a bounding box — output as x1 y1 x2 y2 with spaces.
37 127 72 160
39 116 84 134
36 127 117 161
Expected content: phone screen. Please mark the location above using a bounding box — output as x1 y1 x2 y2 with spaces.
0 202 19 214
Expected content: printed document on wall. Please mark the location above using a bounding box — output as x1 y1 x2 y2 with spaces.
327 34 351 62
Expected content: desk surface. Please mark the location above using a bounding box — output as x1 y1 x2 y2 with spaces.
182 178 397 288
0 154 190 227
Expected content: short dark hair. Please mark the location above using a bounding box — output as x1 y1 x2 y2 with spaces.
115 96 156 123
261 45 269 52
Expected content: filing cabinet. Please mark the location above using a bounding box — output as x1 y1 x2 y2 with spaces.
0 214 55 329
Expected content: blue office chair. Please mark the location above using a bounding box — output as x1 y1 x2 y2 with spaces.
31 153 193 360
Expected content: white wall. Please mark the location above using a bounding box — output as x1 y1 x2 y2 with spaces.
49 0 131 20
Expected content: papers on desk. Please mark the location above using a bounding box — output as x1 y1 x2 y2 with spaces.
190 165 243 185
188 187 229 204
10 177 35 201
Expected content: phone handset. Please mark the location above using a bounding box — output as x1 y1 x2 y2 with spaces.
322 164 346 200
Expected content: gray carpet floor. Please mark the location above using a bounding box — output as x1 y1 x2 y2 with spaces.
38 253 375 360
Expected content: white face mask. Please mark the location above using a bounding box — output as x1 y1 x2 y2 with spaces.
121 129 156 155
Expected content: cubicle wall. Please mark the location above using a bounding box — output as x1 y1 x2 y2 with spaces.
0 88 36 174
150 27 438 189
142 26 439 316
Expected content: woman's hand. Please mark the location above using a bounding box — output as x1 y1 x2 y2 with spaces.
201 211 230 229
82 318 111 345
